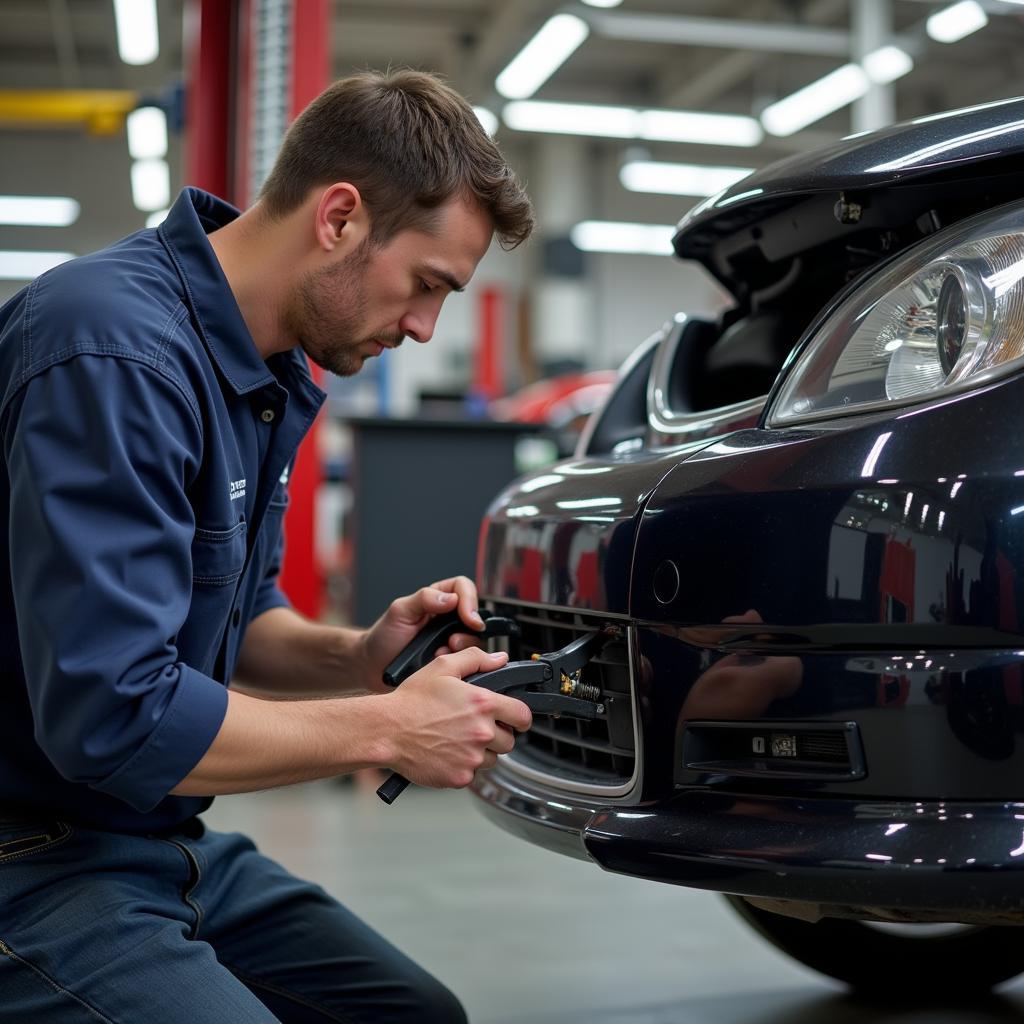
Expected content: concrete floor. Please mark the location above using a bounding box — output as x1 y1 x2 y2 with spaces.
204 780 1024 1024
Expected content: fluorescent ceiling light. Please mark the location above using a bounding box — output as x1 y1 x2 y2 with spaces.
113 0 159 65
131 159 170 212
0 250 74 280
640 109 762 147
496 14 589 100
927 1 988 42
504 100 636 138
0 196 79 227
580 0 624 5
761 63 870 137
862 45 914 84
146 208 169 228
570 220 675 256
502 100 762 146
620 160 753 197
472 106 498 137
126 106 167 159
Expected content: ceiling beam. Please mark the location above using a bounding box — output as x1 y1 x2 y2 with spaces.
574 6 850 57
658 0 848 110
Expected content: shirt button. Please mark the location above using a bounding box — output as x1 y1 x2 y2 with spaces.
232 608 241 628
260 409 275 423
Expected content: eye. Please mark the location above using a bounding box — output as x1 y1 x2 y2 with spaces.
418 278 435 295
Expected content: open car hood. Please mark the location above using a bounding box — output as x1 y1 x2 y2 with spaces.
673 95 1024 297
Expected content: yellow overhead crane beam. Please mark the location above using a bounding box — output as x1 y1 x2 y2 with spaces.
0 90 139 135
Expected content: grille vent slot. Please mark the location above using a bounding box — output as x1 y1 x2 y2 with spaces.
491 605 635 787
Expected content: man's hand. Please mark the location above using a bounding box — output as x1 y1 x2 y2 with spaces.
383 647 533 789
360 575 485 692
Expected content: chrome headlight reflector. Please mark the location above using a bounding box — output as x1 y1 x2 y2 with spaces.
769 203 1024 425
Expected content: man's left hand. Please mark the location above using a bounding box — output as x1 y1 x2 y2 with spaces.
359 575 485 693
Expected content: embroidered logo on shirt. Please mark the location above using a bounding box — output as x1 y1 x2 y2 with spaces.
229 479 247 501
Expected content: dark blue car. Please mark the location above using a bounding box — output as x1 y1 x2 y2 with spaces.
471 95 1024 995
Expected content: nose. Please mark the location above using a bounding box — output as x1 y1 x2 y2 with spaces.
399 308 438 344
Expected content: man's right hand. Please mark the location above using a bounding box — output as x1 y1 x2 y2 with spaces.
385 647 532 789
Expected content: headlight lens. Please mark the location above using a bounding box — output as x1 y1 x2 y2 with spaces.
769 202 1024 425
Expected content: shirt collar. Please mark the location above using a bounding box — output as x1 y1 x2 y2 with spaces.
158 187 288 396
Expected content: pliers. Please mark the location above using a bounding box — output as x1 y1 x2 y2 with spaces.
377 610 615 804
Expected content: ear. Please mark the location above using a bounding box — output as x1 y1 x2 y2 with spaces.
313 183 367 252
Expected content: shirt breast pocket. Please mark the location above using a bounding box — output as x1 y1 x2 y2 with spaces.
191 521 248 587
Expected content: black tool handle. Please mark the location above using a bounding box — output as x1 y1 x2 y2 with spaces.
377 662 544 803
376 611 520 804
377 773 411 804
376 687 603 803
382 610 495 688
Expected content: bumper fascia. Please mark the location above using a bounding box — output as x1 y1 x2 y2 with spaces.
474 762 1024 913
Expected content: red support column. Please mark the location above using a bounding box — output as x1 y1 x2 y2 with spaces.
184 0 234 200
474 286 505 400
277 0 330 619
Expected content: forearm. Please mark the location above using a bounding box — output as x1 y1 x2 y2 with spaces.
169 688 394 796
232 606 371 698
172 646 528 798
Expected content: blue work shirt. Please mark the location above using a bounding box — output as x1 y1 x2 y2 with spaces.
0 188 326 833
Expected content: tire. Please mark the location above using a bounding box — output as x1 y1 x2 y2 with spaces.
725 895 1024 995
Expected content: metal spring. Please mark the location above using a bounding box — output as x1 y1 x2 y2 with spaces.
568 680 603 703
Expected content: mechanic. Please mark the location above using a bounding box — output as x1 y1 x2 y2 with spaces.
0 70 534 1023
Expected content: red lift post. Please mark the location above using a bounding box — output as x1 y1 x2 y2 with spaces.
185 0 329 619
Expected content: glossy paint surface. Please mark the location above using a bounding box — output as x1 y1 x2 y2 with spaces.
585 791 1024 911
632 379 1024 634
477 448 699 614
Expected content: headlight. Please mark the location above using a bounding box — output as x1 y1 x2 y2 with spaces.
769 202 1024 425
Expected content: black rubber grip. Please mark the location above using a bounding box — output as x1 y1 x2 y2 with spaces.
377 772 410 804
382 611 487 688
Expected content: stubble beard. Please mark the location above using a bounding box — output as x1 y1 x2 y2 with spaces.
287 239 402 378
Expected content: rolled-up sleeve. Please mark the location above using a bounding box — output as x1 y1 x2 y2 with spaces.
4 354 229 812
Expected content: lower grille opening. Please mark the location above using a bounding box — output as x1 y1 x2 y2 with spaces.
490 604 636 788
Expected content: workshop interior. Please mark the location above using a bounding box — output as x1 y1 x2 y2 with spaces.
5 1 1024 1021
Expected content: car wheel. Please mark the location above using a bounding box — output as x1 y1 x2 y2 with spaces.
725 895 1024 995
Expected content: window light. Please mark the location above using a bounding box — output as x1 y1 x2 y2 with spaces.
496 14 589 100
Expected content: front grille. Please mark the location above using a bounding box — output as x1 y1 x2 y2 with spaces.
490 604 636 788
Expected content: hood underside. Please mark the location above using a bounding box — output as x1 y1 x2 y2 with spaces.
674 96 1024 302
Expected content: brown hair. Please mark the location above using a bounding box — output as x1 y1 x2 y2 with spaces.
259 69 534 249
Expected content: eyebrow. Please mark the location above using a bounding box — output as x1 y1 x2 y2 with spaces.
422 265 466 293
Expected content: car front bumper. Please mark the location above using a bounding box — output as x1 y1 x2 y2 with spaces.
472 761 1024 915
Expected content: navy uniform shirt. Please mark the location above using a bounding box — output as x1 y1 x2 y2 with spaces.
0 188 326 833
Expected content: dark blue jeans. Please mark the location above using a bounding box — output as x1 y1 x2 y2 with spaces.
0 815 467 1023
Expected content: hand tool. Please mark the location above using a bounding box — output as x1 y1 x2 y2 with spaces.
377 614 615 804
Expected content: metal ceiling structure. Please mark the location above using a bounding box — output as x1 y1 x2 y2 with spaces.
1 0 1023 165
